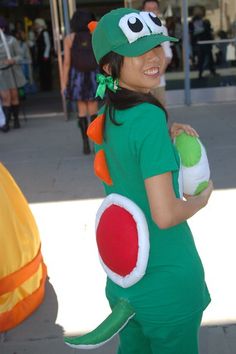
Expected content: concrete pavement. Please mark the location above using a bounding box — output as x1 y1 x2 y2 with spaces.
0 95 236 353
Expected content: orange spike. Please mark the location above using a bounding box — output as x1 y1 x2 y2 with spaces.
94 150 113 186
88 21 97 33
87 114 105 145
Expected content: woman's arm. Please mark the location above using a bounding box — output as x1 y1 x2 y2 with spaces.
61 34 73 94
145 172 213 229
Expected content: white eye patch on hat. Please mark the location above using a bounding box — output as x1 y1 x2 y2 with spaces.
118 12 164 44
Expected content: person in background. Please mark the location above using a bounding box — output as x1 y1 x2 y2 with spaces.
62 9 98 155
0 16 26 132
174 16 183 69
215 30 228 68
189 7 217 79
15 29 33 87
27 25 37 73
166 16 182 70
142 0 173 107
34 18 52 91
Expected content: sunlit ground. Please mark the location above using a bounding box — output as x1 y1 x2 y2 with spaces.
30 188 236 335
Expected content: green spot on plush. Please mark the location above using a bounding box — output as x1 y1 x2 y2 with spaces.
194 181 209 195
175 132 201 167
174 132 210 196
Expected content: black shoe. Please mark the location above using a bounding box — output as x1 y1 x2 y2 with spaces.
83 139 91 155
78 117 91 155
1 124 10 133
11 105 21 129
1 106 11 132
13 120 21 129
198 73 203 80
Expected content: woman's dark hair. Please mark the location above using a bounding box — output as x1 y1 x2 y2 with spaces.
70 9 95 33
99 51 168 125
0 16 10 34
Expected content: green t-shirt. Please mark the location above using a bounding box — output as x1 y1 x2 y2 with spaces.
96 103 210 324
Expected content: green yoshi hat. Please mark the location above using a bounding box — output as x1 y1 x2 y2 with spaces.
92 7 178 63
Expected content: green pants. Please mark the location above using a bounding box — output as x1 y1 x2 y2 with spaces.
117 311 202 354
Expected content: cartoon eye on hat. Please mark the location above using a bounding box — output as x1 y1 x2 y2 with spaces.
119 12 163 44
119 13 150 43
140 11 163 34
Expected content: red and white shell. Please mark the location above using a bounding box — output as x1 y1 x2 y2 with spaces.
96 194 150 288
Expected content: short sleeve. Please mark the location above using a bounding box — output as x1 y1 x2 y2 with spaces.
131 104 178 179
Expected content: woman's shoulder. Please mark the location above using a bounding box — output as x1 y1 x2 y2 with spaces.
123 102 164 114
113 103 167 143
128 103 167 125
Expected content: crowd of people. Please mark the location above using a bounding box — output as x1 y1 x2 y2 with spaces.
0 15 53 133
1 2 235 137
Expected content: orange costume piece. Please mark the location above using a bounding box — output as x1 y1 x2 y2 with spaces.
87 114 113 186
0 163 47 332
88 21 98 33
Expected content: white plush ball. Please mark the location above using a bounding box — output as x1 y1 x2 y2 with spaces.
174 132 210 196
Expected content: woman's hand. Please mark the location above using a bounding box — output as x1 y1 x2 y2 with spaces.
170 122 199 139
4 58 15 66
184 180 214 206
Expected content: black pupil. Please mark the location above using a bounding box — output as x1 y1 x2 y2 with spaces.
128 17 143 32
149 13 162 26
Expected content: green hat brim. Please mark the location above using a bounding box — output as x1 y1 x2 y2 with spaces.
112 34 178 58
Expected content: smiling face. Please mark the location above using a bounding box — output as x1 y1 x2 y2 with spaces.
118 46 164 93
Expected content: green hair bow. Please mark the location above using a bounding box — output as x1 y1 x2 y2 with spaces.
95 74 119 99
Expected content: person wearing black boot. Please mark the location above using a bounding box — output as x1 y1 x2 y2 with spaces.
62 10 98 155
78 116 91 155
0 16 26 132
1 105 10 132
11 104 20 129
34 18 52 92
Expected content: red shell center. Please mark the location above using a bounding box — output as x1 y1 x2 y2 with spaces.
96 205 138 276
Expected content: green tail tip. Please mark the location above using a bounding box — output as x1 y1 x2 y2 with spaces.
64 299 135 349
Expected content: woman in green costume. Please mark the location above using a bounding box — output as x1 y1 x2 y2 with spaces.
65 8 213 354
